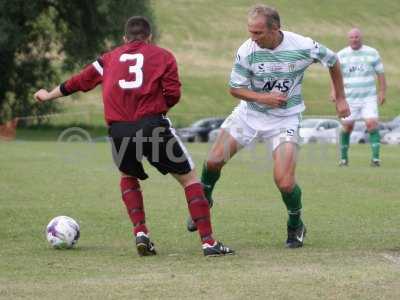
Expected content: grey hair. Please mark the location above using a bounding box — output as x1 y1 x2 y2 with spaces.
248 4 280 29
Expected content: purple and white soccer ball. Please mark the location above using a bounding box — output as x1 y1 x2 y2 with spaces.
46 216 80 249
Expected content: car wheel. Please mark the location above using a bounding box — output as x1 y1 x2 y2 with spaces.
309 137 317 143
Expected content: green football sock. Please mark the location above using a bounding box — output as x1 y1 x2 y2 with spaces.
369 130 380 160
280 184 303 229
200 163 221 205
340 131 350 160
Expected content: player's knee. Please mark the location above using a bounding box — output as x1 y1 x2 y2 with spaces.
278 183 295 193
275 177 295 193
366 121 378 132
206 158 225 172
342 124 354 133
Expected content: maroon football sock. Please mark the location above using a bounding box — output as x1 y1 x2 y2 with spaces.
120 176 148 235
185 183 215 245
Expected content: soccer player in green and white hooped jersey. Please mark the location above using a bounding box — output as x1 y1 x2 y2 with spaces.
186 4 350 248
332 28 387 167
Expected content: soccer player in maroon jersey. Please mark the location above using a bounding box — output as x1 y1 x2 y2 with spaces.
34 16 233 257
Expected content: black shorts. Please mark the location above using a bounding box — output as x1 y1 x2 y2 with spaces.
108 115 193 180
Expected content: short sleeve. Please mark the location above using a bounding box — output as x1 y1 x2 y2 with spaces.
309 39 337 68
372 51 384 74
229 47 252 88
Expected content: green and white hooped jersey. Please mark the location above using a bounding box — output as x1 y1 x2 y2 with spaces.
337 45 384 104
230 30 337 117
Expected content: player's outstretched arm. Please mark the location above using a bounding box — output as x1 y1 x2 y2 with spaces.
34 86 63 103
34 62 102 103
329 61 350 118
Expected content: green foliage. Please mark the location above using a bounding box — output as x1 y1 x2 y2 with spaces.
0 0 156 123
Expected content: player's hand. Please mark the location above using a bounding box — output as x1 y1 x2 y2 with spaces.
34 89 52 102
258 92 287 108
335 97 350 118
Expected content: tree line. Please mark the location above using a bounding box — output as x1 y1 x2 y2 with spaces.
0 0 156 124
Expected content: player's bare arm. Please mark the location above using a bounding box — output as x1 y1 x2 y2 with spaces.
34 86 63 102
329 61 350 118
329 80 336 102
229 87 287 108
377 73 386 105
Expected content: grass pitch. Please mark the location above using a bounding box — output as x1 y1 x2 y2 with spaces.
1 141 400 299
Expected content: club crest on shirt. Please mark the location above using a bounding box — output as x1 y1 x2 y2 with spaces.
288 63 296 72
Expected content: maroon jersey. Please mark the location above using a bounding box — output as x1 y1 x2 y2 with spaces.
60 41 181 124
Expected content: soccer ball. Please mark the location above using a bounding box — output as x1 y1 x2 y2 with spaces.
46 216 80 249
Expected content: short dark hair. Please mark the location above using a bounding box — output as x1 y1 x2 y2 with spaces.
125 16 152 41
248 4 280 29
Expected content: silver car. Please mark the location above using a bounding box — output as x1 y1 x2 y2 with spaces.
381 127 400 144
299 119 341 144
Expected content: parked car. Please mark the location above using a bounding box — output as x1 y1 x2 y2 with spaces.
299 118 341 144
381 127 400 144
350 121 391 144
208 128 222 143
384 115 400 130
176 117 225 142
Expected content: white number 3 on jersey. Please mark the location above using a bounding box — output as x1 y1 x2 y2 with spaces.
118 53 144 89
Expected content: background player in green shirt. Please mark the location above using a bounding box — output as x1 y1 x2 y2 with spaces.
333 28 387 167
